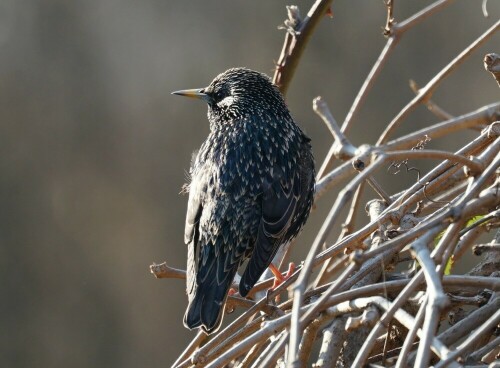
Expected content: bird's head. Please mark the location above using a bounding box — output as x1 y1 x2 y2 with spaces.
172 68 288 124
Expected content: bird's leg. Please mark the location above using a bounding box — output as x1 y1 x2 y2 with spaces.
267 262 295 304
269 262 296 289
226 288 237 314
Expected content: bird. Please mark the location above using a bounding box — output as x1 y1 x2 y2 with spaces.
172 68 315 334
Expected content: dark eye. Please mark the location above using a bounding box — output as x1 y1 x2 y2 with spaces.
213 90 225 102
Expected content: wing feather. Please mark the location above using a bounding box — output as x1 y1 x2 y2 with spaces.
239 170 300 296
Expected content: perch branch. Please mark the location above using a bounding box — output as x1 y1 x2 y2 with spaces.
150 262 185 279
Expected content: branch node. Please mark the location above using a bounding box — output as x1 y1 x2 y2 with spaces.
278 5 302 36
353 159 365 171
349 250 364 266
484 53 500 87
346 306 380 331
483 121 500 138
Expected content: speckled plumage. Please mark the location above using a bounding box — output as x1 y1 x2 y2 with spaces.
176 68 315 333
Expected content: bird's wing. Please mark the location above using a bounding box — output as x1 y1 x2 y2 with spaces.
239 169 300 296
184 179 203 300
184 189 202 245
184 184 240 332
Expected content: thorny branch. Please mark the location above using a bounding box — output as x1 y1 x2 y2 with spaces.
153 3 500 367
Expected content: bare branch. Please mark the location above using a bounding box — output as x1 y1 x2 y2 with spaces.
466 335 500 363
313 96 356 159
484 52 500 87
150 262 185 279
377 20 500 145
314 318 347 367
172 331 207 368
409 79 454 120
435 309 500 368
168 5 500 367
273 0 334 95
318 0 455 178
383 0 395 36
395 299 427 368
438 297 500 347
412 227 450 368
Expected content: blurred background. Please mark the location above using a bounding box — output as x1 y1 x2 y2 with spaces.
1 0 499 366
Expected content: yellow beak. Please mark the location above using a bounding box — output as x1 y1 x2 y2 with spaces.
171 88 210 102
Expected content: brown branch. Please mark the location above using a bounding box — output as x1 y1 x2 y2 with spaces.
314 318 347 367
409 79 454 120
435 308 500 368
315 183 366 287
395 299 427 368
377 19 500 145
383 106 500 151
466 335 500 363
273 0 334 95
288 156 388 360
317 0 455 178
169 6 500 367
383 0 395 36
484 52 500 87
150 262 185 279
171 330 207 368
438 292 500 346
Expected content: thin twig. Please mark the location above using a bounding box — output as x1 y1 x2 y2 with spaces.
172 330 207 368
288 156 387 362
377 20 500 144
412 226 451 368
150 262 186 279
383 0 395 36
351 227 442 367
438 297 500 347
435 309 500 368
382 102 500 152
460 209 500 237
313 96 357 159
317 0 454 177
395 297 427 368
409 79 454 120
466 335 500 363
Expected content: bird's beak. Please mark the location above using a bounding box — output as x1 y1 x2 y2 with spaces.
171 88 210 102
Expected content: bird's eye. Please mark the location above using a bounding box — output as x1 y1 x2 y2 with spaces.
213 90 225 102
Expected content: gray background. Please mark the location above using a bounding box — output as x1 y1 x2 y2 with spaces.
1 1 499 367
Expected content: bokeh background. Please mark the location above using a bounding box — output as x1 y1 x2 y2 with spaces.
1 0 499 366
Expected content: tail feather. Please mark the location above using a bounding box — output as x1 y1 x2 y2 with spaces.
184 265 237 334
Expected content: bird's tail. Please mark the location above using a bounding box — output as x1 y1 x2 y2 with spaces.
183 264 237 334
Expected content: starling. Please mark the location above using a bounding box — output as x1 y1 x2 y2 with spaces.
173 68 315 333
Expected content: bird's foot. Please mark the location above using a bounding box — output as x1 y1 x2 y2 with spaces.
267 262 295 304
269 262 296 290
